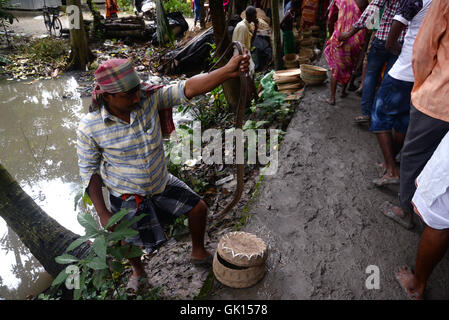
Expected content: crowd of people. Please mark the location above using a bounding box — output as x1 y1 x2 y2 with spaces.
324 0 449 299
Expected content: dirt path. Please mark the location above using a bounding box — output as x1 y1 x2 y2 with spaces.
212 63 449 300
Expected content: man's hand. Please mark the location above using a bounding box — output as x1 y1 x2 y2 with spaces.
225 50 251 78
98 209 117 232
338 31 352 42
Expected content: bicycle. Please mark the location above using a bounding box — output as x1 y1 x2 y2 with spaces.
43 0 62 37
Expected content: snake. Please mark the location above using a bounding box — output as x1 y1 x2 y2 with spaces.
209 41 256 217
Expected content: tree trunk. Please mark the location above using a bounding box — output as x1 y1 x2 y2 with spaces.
0 164 90 279
200 0 206 28
67 0 95 71
209 0 241 112
271 0 283 70
85 0 104 39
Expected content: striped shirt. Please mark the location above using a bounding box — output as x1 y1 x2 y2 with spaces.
77 80 188 197
354 0 406 43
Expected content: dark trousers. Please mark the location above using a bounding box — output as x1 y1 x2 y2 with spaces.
399 105 449 213
361 37 399 117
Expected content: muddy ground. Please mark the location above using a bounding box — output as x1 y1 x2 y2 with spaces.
211 62 449 300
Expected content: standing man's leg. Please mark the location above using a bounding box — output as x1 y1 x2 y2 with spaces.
396 225 449 299
186 200 211 260
356 38 389 123
399 106 449 219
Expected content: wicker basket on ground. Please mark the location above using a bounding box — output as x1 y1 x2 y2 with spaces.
300 64 328 85
213 232 268 288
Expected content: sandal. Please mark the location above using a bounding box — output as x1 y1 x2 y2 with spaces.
373 173 400 187
381 202 414 230
354 115 370 124
126 274 148 296
375 162 387 177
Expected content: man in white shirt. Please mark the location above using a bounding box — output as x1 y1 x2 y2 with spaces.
369 0 432 193
395 131 449 299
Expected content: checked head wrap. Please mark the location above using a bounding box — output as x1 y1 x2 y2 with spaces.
90 58 175 137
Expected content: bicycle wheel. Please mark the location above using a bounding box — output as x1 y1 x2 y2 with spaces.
43 12 52 33
52 17 62 37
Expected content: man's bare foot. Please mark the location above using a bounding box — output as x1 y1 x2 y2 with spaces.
326 97 336 105
340 91 348 98
395 266 424 300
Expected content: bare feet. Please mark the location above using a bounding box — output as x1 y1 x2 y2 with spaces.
340 91 348 98
326 97 336 105
395 266 424 300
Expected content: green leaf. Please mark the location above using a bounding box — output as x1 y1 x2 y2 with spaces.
73 191 83 211
65 234 92 253
92 269 108 290
104 209 128 230
55 254 79 264
115 214 146 231
77 211 99 234
109 261 124 273
51 268 69 287
108 245 125 261
82 191 93 206
86 257 108 270
107 228 139 242
92 235 107 261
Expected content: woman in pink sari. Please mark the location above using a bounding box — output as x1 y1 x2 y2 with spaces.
324 0 368 105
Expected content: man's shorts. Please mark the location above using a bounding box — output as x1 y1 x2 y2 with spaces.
370 74 414 133
109 174 201 254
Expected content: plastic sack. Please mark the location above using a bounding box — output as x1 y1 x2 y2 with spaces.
260 70 286 103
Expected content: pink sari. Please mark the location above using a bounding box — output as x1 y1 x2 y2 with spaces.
324 0 366 84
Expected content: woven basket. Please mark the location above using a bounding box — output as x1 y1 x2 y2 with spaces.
300 73 327 85
277 81 304 91
299 48 314 59
273 69 301 84
283 53 298 67
300 64 328 76
213 231 268 288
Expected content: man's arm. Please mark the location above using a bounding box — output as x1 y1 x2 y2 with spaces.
385 20 406 55
412 0 448 88
77 127 114 230
387 0 424 54
340 0 385 41
184 52 250 99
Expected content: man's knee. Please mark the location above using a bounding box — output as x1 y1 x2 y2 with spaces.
189 199 208 217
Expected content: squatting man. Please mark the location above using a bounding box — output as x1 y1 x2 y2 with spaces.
76 52 250 294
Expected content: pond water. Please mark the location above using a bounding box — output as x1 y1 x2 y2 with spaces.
0 75 190 299
0 76 87 299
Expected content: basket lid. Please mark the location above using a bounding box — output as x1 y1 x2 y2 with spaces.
217 231 268 267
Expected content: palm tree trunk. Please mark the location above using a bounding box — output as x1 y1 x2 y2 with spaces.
0 164 90 278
